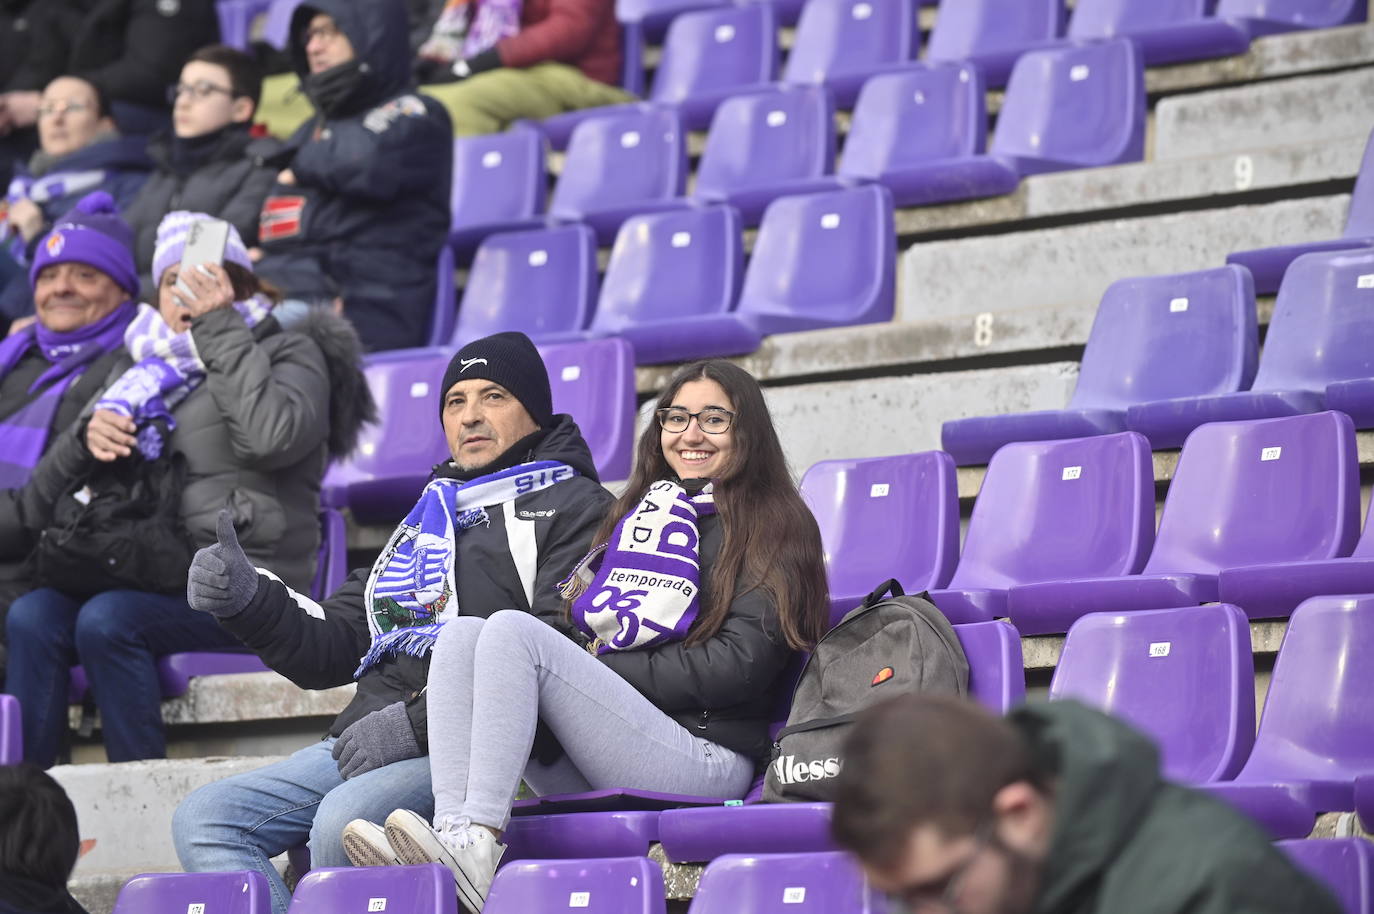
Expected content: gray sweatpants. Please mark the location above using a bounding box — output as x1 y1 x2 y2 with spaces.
426 610 755 830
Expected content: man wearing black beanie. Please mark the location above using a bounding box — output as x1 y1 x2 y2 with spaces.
175 331 614 905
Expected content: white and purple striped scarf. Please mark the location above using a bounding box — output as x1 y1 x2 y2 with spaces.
564 481 716 653
94 296 273 459
357 460 579 677
419 0 522 63
3 170 107 259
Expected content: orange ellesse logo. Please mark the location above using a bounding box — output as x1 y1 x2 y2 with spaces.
871 666 894 687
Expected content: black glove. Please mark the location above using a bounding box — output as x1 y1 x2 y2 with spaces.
186 509 261 618
333 701 421 779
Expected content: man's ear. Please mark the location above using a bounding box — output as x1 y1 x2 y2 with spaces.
97 115 116 133
231 97 255 124
992 781 1054 858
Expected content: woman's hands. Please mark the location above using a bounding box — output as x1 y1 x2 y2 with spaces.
86 409 136 462
173 262 236 317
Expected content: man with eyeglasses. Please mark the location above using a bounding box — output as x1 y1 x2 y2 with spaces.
250 0 452 352
832 695 1340 914
0 76 151 329
122 45 283 298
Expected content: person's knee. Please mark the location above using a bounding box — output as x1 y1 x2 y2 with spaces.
6 592 52 647
436 614 484 649
173 779 238 867
73 592 140 659
309 787 354 867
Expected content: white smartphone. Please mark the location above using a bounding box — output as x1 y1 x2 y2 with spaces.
174 218 231 307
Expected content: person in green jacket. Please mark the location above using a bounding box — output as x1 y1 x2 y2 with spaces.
831 695 1341 914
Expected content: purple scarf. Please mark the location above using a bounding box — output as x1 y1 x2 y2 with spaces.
0 300 137 487
563 481 716 653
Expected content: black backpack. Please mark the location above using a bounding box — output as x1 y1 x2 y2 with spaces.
763 580 969 803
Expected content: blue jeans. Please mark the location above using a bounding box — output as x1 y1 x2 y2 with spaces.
3 587 240 766
173 739 435 914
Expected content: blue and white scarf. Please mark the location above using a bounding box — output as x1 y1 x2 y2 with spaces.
95 296 273 459
357 460 579 677
564 480 715 653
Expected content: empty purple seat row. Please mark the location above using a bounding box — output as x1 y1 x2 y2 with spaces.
114 864 459 914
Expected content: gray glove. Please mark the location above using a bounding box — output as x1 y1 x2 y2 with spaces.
186 509 261 618
333 701 421 779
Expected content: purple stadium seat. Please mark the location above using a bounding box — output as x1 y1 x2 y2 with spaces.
687 852 887 913
1049 604 1255 783
1202 595 1374 839
741 0 808 27
1279 838 1374 914
1218 0 1367 38
591 206 757 364
450 225 598 345
1228 126 1374 293
114 871 271 914
262 0 303 48
732 185 895 335
503 811 661 862
925 0 1066 88
616 0 732 96
693 85 839 227
943 264 1258 465
428 245 457 347
781 0 920 108
548 106 689 244
1066 0 1251 66
313 507 347 600
1356 774 1374 832
837 63 988 207
1127 251 1374 448
929 432 1155 626
486 857 666 914
288 864 458 913
216 0 273 50
1009 411 1360 632
958 620 1027 712
449 126 547 263
0 693 20 764
799 451 960 626
321 346 454 524
540 337 637 481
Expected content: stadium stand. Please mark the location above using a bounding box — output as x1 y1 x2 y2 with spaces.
448 126 549 263
288 863 458 913
112 870 271 914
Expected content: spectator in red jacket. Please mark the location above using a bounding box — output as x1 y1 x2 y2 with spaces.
416 0 634 135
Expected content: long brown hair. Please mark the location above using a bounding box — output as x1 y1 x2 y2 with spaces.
586 360 829 651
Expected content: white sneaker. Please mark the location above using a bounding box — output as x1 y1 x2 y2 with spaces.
385 808 505 913
341 818 401 867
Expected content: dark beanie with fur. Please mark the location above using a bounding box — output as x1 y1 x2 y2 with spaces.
439 331 553 428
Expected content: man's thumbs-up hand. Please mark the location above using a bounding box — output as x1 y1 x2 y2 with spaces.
186 509 261 618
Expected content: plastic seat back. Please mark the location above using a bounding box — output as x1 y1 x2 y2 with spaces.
288 865 459 913
486 857 666 913
948 432 1155 590
840 63 986 180
452 224 598 344
312 508 347 601
695 85 835 199
114 871 271 914
1278 837 1374 914
1143 412 1359 576
263 0 305 48
926 0 1064 64
783 0 917 87
0 693 20 764
736 185 895 331
955 620 1027 713
652 4 777 105
688 852 884 913
1068 265 1257 411
1216 0 1366 28
1051 603 1255 783
595 206 743 331
1342 126 1374 237
992 38 1146 171
1069 0 1208 40
550 107 687 220
1250 249 1374 393
801 451 959 601
540 338 637 482
451 126 546 233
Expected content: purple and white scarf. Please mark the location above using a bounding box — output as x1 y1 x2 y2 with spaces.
564 480 716 653
357 460 579 677
3 170 107 259
94 296 274 459
0 301 136 487
419 0 522 63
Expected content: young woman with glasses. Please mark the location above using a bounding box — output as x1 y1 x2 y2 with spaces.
342 359 830 913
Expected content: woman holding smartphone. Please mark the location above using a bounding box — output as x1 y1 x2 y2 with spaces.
0 211 374 767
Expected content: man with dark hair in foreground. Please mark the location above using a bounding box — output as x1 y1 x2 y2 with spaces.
0 763 88 914
831 695 1340 914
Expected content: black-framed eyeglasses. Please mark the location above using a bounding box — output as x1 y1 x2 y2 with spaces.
897 822 994 914
655 406 735 435
167 81 236 104
303 21 343 44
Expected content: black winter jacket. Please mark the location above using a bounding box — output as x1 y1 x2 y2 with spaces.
2 0 219 108
217 415 613 746
254 0 452 353
123 127 285 296
599 512 796 765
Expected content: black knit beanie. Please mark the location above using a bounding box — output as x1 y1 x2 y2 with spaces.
439 331 553 428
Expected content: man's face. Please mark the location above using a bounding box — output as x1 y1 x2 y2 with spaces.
173 61 253 139
37 77 110 159
33 262 126 333
304 14 356 74
441 378 540 472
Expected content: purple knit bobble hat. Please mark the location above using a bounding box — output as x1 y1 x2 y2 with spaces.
29 191 139 295
152 211 254 286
